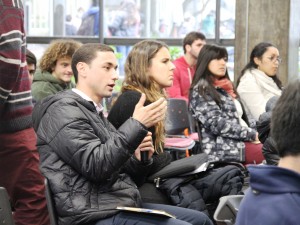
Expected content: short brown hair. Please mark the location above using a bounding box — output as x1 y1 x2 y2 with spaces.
183 31 206 54
71 43 114 83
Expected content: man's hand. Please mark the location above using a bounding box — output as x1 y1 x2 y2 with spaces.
132 93 167 128
134 132 154 161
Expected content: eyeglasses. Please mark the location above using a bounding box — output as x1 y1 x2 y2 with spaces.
266 56 282 64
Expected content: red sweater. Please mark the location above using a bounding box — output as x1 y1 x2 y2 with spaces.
0 0 33 133
166 56 195 102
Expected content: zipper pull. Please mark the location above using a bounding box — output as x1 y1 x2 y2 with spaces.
154 177 160 188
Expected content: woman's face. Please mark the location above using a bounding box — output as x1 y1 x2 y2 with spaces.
208 57 227 78
148 47 175 88
254 47 281 76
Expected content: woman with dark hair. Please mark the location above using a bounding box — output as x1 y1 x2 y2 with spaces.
189 44 264 164
237 42 282 120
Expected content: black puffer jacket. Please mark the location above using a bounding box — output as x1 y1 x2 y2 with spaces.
257 96 279 165
32 90 151 225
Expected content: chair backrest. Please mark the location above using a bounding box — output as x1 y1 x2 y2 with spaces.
213 195 244 225
0 187 14 225
165 98 192 135
44 179 58 225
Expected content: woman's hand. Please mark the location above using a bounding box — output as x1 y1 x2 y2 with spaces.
252 132 261 144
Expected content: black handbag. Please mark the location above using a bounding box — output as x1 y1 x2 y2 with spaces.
147 153 209 186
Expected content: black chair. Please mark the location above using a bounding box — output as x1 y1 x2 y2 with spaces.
0 187 14 225
165 98 196 137
164 98 199 158
213 195 244 225
44 179 58 225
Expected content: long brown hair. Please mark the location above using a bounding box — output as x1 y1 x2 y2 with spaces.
122 40 169 153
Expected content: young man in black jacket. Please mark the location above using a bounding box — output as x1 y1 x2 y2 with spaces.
32 43 212 225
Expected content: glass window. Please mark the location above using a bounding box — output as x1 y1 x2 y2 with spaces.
24 0 236 42
220 0 236 39
299 47 300 76
226 46 234 81
24 0 97 37
24 0 236 79
104 0 216 39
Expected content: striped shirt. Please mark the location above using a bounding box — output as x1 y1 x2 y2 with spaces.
0 0 33 132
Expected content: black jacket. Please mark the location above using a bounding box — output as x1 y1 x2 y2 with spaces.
32 90 152 225
257 96 279 165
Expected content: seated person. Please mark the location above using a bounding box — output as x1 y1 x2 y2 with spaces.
166 31 206 102
237 42 282 120
108 40 175 178
31 39 82 101
189 44 264 164
32 43 213 225
26 48 37 83
108 40 245 217
236 80 300 225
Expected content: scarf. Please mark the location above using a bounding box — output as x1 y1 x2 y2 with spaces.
247 68 282 96
213 77 237 99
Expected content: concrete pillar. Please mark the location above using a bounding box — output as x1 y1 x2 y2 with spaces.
234 0 300 85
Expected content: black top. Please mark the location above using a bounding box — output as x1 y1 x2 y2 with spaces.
108 90 172 176
108 90 156 140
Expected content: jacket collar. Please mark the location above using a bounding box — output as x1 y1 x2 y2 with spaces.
248 165 300 194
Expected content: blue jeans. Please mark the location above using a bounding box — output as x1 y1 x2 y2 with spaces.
94 203 213 225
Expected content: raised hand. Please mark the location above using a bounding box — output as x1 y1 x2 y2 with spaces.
132 93 167 128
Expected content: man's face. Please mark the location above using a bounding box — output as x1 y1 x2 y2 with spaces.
52 57 73 83
187 39 206 59
27 63 36 83
84 51 118 102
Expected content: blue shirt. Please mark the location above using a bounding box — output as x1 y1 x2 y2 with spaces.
236 165 300 225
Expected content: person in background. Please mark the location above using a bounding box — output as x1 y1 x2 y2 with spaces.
108 0 141 75
77 0 99 36
65 14 77 36
31 39 81 101
0 1 50 224
167 31 206 102
236 80 300 225
237 42 283 120
32 43 212 225
26 48 37 83
189 44 264 164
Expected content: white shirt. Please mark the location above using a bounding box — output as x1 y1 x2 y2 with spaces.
233 99 248 128
72 88 103 113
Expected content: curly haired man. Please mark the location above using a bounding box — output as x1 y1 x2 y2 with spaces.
31 39 82 101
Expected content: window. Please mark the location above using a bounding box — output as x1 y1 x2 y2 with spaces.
25 0 236 77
